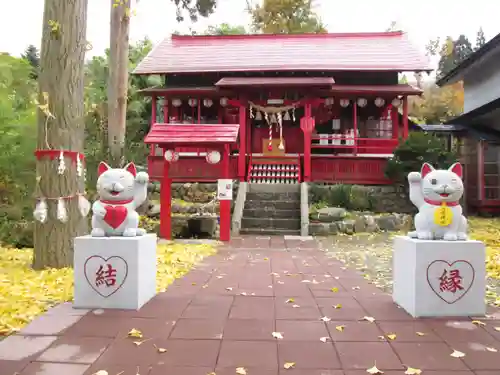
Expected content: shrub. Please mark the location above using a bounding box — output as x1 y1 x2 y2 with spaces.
309 184 374 211
385 132 458 185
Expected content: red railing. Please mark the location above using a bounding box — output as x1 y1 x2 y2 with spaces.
311 136 398 155
310 156 391 184
147 155 238 182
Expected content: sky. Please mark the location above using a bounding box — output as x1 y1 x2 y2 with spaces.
1 0 498 69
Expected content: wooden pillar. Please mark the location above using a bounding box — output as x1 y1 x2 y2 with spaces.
149 96 157 156
402 96 409 139
301 103 313 182
391 105 399 139
160 152 172 240
238 103 247 181
478 141 484 201
219 144 231 241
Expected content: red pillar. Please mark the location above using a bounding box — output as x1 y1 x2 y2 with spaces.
150 96 157 156
402 96 409 139
160 154 172 240
353 100 358 156
219 144 231 241
238 103 247 181
301 103 313 182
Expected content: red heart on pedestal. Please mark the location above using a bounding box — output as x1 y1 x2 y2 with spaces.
103 205 128 229
426 260 475 304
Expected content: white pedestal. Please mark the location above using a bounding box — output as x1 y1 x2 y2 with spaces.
73 234 157 310
392 236 486 318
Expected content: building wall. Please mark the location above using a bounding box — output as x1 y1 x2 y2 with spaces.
463 48 500 113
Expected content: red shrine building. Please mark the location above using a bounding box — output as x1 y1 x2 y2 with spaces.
135 31 431 187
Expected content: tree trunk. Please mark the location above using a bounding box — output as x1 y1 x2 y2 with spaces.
33 0 89 269
107 0 131 167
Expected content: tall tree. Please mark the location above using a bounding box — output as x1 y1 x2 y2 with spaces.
107 0 217 167
247 0 326 34
474 27 486 51
34 0 89 269
437 34 473 78
205 23 247 35
21 44 40 79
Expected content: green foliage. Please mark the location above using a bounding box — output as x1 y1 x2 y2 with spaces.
385 132 458 185
309 184 374 211
437 34 474 78
475 27 486 51
248 0 326 34
171 0 217 22
21 45 40 80
204 23 247 35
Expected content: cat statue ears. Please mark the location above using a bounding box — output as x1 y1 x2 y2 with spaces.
98 162 137 177
421 162 463 179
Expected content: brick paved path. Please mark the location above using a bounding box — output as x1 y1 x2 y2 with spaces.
1 235 500 375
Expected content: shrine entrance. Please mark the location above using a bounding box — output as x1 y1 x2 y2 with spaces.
144 123 240 241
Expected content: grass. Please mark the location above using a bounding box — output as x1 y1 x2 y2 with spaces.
0 242 216 336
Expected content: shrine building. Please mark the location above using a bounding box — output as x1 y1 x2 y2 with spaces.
135 31 431 185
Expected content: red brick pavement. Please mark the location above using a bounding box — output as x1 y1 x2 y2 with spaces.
1 235 500 375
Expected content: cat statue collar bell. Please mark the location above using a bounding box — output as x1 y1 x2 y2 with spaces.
91 161 149 237
407 162 467 241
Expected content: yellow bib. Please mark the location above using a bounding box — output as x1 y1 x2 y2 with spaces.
434 202 453 226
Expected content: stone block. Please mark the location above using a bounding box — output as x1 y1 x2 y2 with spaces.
392 236 486 317
73 234 157 310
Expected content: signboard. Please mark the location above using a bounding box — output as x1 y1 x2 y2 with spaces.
217 179 233 200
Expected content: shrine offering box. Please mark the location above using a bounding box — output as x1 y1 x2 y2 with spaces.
392 236 486 318
73 234 157 310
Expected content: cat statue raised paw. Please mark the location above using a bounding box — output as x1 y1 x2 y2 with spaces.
91 161 149 237
407 162 467 241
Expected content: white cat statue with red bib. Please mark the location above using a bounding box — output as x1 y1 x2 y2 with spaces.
407 162 467 241
91 162 149 237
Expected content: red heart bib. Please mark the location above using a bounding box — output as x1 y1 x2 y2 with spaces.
103 205 128 229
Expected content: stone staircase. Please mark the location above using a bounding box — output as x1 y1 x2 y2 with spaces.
240 184 301 235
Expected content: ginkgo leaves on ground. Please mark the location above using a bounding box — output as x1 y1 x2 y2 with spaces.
0 243 215 336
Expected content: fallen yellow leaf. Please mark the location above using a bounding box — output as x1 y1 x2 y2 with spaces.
235 367 247 375
494 326 500 332
415 332 426 336
331 287 339 292
472 320 486 327
272 331 284 339
320 336 330 342
333 304 342 309
286 298 295 303
386 333 396 340
153 344 167 353
486 347 498 352
335 325 346 332
352 286 361 290
191 282 197 285
264 257 269 260
92 371 109 375
207 372 217 375
404 367 422 375
366 364 384 374
362 316 376 323
127 328 143 338
225 287 233 291
450 349 466 358
133 339 150 346
283 362 296 369
320 316 331 322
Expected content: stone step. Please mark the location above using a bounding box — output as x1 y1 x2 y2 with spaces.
244 200 300 210
248 183 300 194
240 227 300 236
243 208 300 219
241 217 301 230
246 192 300 201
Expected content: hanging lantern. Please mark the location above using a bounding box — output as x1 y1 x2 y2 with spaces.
164 149 179 163
392 97 402 107
325 97 335 106
206 150 221 164
339 99 350 108
374 97 385 107
203 98 213 107
188 98 198 107
220 97 228 107
357 98 367 107
255 111 262 120
172 98 182 107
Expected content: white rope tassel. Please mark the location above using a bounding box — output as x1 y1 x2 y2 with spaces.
249 104 254 118
292 108 296 121
33 198 48 223
283 110 290 121
278 112 284 150
78 195 91 217
255 111 262 120
76 153 83 177
268 121 273 151
57 150 66 175
56 198 68 223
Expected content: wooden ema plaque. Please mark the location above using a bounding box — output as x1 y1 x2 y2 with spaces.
262 138 286 156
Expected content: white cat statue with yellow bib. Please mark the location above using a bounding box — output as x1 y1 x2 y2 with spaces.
407 162 467 241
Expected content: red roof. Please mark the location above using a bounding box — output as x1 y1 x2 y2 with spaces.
215 77 335 87
144 123 239 144
328 84 422 95
134 32 432 75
